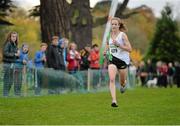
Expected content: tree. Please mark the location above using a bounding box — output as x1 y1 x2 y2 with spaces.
0 0 14 25
39 0 69 43
68 0 92 49
146 4 180 62
31 0 145 49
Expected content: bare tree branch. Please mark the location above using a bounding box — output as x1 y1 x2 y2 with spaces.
120 11 139 19
0 18 13 25
93 4 149 27
93 16 108 27
115 0 129 16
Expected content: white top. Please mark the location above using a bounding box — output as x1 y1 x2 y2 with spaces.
108 32 130 65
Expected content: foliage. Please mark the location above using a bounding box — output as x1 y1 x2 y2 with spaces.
146 4 180 62
0 0 14 25
91 0 110 17
0 8 41 61
130 49 143 65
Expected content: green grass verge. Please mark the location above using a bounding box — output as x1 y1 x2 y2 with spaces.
0 87 180 125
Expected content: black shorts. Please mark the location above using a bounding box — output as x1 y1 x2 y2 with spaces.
109 56 128 69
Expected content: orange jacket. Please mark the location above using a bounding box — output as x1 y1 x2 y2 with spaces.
88 50 100 69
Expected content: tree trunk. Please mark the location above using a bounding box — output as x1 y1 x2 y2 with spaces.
68 0 92 50
40 0 69 44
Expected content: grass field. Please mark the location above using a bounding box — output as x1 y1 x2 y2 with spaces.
0 87 180 125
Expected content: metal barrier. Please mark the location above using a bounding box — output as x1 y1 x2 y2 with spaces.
0 64 136 97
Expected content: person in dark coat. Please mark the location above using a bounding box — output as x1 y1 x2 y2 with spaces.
47 36 65 70
80 44 91 70
2 31 21 96
46 36 66 94
174 61 180 88
146 59 155 81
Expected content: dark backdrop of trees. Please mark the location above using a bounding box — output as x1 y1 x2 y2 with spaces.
33 0 145 49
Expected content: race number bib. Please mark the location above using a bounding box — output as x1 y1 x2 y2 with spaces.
110 48 118 53
109 45 118 54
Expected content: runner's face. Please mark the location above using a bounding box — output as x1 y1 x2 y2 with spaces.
111 20 119 31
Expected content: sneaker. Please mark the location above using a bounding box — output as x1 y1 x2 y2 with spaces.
111 102 118 107
120 84 127 94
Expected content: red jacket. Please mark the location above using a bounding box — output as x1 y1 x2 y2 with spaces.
88 50 100 69
160 64 168 76
67 50 81 71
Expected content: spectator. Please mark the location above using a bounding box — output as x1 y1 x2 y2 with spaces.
80 44 91 70
58 38 69 69
47 36 65 70
34 43 48 95
88 44 100 89
138 61 147 87
2 31 21 96
67 42 81 74
159 62 168 88
46 36 66 94
174 61 180 88
146 59 155 81
88 44 100 69
34 43 47 68
167 62 175 88
19 44 29 65
18 44 30 92
19 45 34 88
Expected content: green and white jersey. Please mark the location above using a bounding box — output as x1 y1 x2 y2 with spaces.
108 32 130 65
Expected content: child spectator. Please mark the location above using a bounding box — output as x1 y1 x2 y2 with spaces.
19 44 29 65
88 44 100 69
58 38 69 69
80 44 91 70
34 43 47 68
67 43 81 74
88 44 100 89
34 43 48 95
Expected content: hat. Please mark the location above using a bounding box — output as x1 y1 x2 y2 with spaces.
58 38 64 45
22 44 29 48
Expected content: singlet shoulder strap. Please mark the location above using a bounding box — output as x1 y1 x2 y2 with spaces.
119 32 124 38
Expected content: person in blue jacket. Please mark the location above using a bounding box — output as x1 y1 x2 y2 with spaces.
34 43 48 95
19 44 29 65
